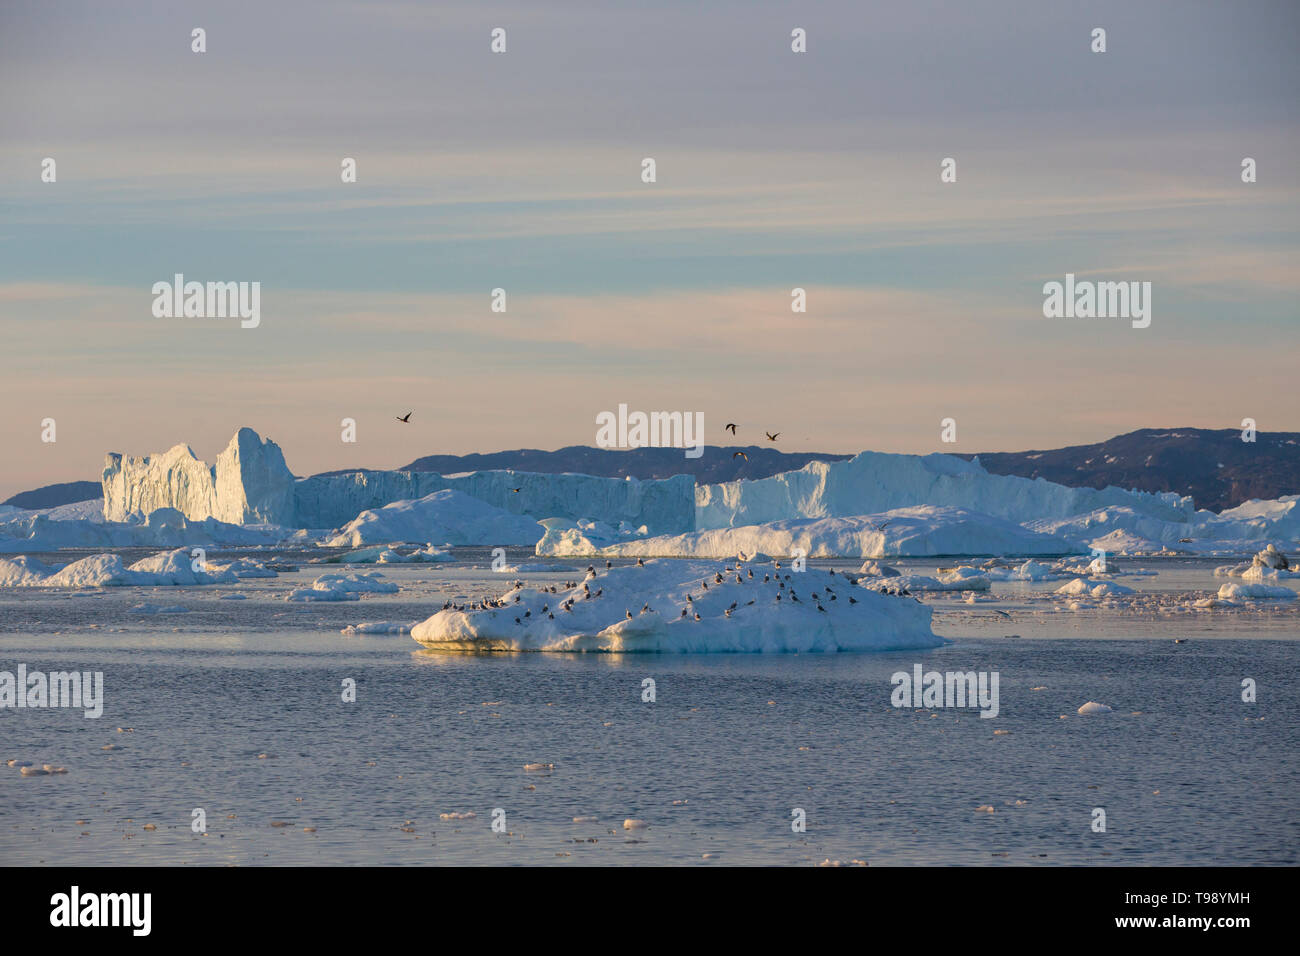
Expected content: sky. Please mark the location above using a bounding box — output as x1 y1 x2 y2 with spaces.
1 0 1298 498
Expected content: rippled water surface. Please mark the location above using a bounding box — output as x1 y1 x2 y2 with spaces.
2 553 1296 865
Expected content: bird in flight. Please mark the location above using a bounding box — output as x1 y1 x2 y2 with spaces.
725 423 737 435
733 451 748 461
511 487 521 493
396 412 412 423
765 431 779 442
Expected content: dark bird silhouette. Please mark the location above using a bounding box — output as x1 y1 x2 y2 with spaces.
511 487 521 493
765 431 779 442
396 412 412 422
725 423 737 434
733 451 748 461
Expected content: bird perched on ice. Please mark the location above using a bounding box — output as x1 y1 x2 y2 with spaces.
396 412 412 422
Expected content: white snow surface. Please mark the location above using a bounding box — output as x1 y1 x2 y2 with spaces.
324 490 543 548
410 558 940 652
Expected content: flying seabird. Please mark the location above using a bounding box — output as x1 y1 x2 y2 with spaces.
725 423 737 434
765 431 779 442
396 412 412 423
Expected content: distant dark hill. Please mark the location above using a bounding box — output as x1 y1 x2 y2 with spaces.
961 428 1299 512
316 445 855 483
2 480 102 510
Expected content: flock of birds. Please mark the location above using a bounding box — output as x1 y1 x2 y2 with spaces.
398 413 783 463
432 556 916 627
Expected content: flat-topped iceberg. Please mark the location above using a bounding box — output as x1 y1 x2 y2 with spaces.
695 451 1194 529
410 558 940 652
537 507 1077 559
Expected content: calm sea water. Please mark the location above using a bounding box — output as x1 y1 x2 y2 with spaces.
2 553 1296 865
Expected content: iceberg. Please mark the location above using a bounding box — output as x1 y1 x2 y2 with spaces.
695 451 1194 529
102 427 295 524
295 467 694 534
0 507 280 553
324 490 543 548
537 507 1078 559
0 549 246 588
410 558 940 652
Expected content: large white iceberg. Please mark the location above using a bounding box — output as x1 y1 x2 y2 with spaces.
410 558 940 652
297 468 694 534
695 451 1194 529
102 427 295 524
537 507 1078 559
324 490 543 547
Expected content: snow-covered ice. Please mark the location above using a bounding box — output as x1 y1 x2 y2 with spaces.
324 490 542 548
410 558 941 652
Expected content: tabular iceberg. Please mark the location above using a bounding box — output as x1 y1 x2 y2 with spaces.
296 468 694 534
536 507 1079 559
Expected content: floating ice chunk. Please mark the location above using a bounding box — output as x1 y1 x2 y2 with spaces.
1216 582 1296 601
287 572 397 602
1055 578 1136 598
1077 701 1113 715
623 819 649 829
340 621 414 635
1252 544 1290 570
127 603 189 615
128 549 238 585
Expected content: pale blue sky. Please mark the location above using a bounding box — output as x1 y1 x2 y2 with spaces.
1 0 1297 497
